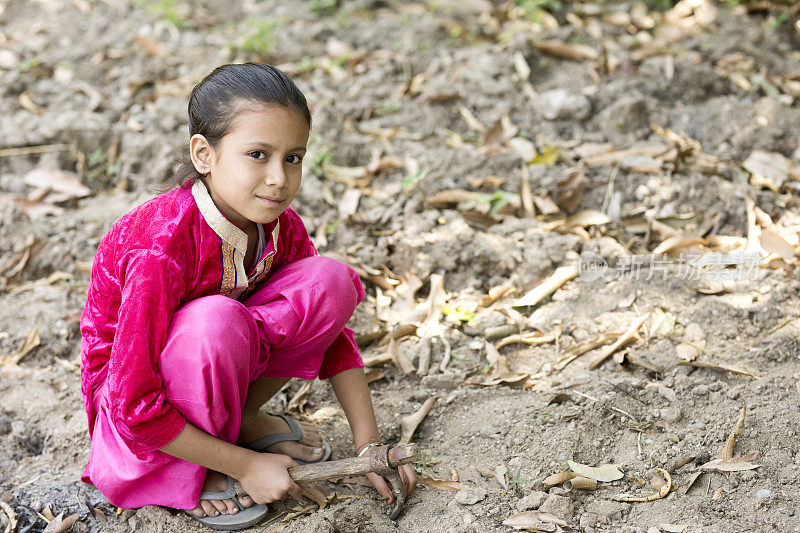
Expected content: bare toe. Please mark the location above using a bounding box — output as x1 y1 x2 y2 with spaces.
298 422 323 447
200 500 219 517
224 498 239 515
239 495 254 508
270 441 325 462
186 506 205 518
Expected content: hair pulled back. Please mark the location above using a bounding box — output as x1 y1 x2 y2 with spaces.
165 62 311 190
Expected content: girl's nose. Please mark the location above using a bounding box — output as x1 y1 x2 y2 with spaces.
264 161 288 188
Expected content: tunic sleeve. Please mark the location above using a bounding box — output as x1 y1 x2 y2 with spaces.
279 209 365 380
108 249 187 454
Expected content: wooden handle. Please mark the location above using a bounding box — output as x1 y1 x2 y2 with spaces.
288 443 420 484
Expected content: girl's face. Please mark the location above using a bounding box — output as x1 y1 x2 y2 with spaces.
196 103 309 231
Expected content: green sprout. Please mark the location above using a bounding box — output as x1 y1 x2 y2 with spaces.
414 450 436 476
238 18 278 57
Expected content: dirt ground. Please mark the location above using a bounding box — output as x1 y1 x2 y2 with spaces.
2 0 800 532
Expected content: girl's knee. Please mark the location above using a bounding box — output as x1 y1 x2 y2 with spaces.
167 295 255 366
306 256 365 311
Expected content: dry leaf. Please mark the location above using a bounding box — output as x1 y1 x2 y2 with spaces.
481 341 528 386
323 164 372 188
417 476 465 491
19 92 46 114
677 361 757 378
553 166 584 213
564 476 597 491
719 406 746 461
23 168 92 198
503 510 569 530
614 468 671 502
43 513 79 533
543 471 579 489
588 314 650 370
700 456 760 472
92 508 107 522
1 327 41 366
458 105 486 132
532 39 598 61
134 35 167 57
287 381 312 412
514 264 578 308
399 396 436 445
742 150 800 192
567 460 624 482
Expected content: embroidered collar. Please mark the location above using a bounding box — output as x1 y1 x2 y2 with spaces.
191 179 281 298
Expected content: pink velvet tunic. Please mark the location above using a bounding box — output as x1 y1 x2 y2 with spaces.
79 179 364 459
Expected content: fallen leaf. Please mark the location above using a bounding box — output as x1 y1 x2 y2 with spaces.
399 396 436 444
44 513 79 533
553 166 584 213
614 468 672 502
567 460 624 482
1 327 41 366
719 406 746 461
287 381 312 412
323 164 372 188
543 471 579 489
458 105 486 132
92 508 107 522
417 476 465 491
134 35 167 57
700 457 760 472
532 39 598 61
589 314 650 370
481 341 529 386
514 264 578 308
23 168 92 198
564 476 597 491
676 471 703 495
503 510 569 530
19 91 46 114
742 150 800 192
677 361 757 378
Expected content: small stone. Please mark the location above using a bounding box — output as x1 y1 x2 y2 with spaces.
515 490 548 511
538 89 591 121
0 413 12 435
463 512 475 524
661 406 682 424
647 528 661 533
455 486 487 505
539 494 574 523
421 372 466 391
580 513 598 528
756 488 772 500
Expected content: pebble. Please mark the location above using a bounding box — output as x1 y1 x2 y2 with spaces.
647 528 661 533
756 488 773 500
661 406 683 424
455 486 487 505
539 494 574 523
515 490 548 511
538 89 591 121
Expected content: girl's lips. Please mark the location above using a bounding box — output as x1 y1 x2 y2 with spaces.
257 195 284 207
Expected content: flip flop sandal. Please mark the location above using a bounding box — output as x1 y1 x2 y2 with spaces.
243 413 332 465
189 475 268 531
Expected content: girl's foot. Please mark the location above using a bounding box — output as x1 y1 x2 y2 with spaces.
186 470 255 518
238 412 325 463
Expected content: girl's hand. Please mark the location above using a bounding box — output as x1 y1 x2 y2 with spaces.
366 464 417 505
238 451 304 504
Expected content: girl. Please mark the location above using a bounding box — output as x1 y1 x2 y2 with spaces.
79 62 416 530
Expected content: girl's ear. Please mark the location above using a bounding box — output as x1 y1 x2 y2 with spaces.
189 134 213 175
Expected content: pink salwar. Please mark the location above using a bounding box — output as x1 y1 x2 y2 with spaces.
82 256 365 509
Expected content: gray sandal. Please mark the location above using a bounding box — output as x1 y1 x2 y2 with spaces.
189 475 268 531
243 414 332 465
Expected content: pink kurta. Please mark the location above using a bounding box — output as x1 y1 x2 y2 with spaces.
79 179 365 508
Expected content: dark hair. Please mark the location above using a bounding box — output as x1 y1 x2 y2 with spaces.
162 62 311 191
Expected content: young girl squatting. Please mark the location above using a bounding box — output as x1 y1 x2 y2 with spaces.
79 63 415 530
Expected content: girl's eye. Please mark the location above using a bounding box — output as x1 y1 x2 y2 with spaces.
285 154 302 164
249 151 266 159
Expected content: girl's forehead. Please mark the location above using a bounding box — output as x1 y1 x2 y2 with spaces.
227 103 309 141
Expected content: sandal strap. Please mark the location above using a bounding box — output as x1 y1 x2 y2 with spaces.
198 474 237 501
244 414 303 451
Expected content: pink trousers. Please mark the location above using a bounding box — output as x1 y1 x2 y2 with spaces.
83 256 365 509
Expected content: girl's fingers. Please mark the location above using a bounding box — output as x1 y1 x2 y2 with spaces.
400 464 417 494
366 472 394 503
287 481 306 502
